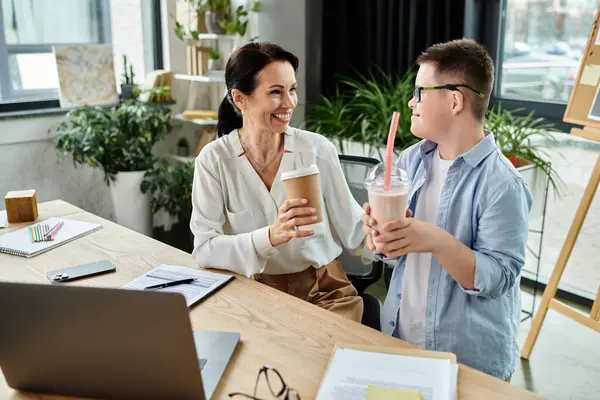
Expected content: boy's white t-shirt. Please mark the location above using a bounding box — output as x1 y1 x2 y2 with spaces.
398 147 453 348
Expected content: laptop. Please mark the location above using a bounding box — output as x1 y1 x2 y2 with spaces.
0 281 240 400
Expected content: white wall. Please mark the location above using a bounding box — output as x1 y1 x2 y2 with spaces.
247 0 307 125
111 0 150 85
0 116 114 219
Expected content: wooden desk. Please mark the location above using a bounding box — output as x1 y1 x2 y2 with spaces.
0 200 542 400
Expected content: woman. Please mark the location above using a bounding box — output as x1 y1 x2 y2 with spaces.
190 42 371 322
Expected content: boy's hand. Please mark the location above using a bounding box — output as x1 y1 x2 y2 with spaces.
362 203 413 253
373 216 441 258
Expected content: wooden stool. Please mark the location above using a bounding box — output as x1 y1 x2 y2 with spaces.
4 190 39 223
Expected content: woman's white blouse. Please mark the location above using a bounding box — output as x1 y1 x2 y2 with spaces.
190 127 371 277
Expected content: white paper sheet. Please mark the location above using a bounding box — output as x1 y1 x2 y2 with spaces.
122 264 233 307
449 364 458 398
316 348 456 400
0 210 6 228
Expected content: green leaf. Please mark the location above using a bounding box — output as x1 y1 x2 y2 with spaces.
239 21 248 36
306 67 417 156
53 101 174 185
141 159 196 221
485 104 566 196
250 1 263 13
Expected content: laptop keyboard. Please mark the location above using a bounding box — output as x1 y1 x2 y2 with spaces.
199 358 208 370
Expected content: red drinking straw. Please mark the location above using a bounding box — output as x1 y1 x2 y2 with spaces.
384 112 400 192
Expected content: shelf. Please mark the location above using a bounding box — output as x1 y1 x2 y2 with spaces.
186 33 237 41
168 154 195 163
174 74 225 83
175 114 218 126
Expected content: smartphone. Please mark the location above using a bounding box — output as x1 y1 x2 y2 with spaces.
47 260 116 283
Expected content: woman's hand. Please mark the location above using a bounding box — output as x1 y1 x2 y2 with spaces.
269 199 317 247
361 203 377 251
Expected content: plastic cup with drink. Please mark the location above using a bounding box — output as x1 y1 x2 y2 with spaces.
364 163 411 226
364 110 411 232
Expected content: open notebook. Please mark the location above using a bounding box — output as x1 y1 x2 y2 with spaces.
0 217 102 258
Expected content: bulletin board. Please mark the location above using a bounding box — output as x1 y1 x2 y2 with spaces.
563 3 600 141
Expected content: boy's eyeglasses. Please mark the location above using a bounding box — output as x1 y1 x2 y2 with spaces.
414 84 485 103
228 365 301 400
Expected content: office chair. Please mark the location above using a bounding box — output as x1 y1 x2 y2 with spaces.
337 155 384 331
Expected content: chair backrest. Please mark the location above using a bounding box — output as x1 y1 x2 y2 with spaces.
337 155 382 292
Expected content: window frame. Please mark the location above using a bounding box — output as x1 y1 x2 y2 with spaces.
0 0 163 114
470 0 577 132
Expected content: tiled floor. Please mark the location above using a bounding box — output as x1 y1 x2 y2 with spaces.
514 288 600 400
524 136 600 299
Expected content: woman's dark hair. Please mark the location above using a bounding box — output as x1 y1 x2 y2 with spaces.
217 42 299 137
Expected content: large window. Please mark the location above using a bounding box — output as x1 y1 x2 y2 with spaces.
497 0 598 104
0 0 110 104
0 0 158 108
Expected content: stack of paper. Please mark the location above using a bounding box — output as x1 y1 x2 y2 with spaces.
316 348 458 400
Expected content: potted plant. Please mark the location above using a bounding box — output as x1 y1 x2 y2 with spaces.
208 49 221 70
141 159 195 251
188 0 230 34
175 0 262 38
120 55 137 100
485 104 565 196
217 1 262 37
54 100 174 235
305 68 418 158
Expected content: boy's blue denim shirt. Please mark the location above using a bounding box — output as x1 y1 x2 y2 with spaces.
380 131 533 380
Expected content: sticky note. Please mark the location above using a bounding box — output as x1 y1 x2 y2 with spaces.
579 65 600 86
366 385 424 400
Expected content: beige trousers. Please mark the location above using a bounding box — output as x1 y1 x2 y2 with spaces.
253 259 364 323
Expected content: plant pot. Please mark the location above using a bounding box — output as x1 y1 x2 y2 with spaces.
196 11 207 33
208 58 221 71
109 171 152 236
205 11 226 34
152 219 194 254
515 159 549 221
120 84 136 100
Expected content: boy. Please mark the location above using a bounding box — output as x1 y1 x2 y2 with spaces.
362 39 532 380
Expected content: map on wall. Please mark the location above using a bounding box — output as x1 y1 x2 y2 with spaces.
54 44 119 108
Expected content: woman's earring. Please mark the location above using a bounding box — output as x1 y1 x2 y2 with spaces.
241 110 245 116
